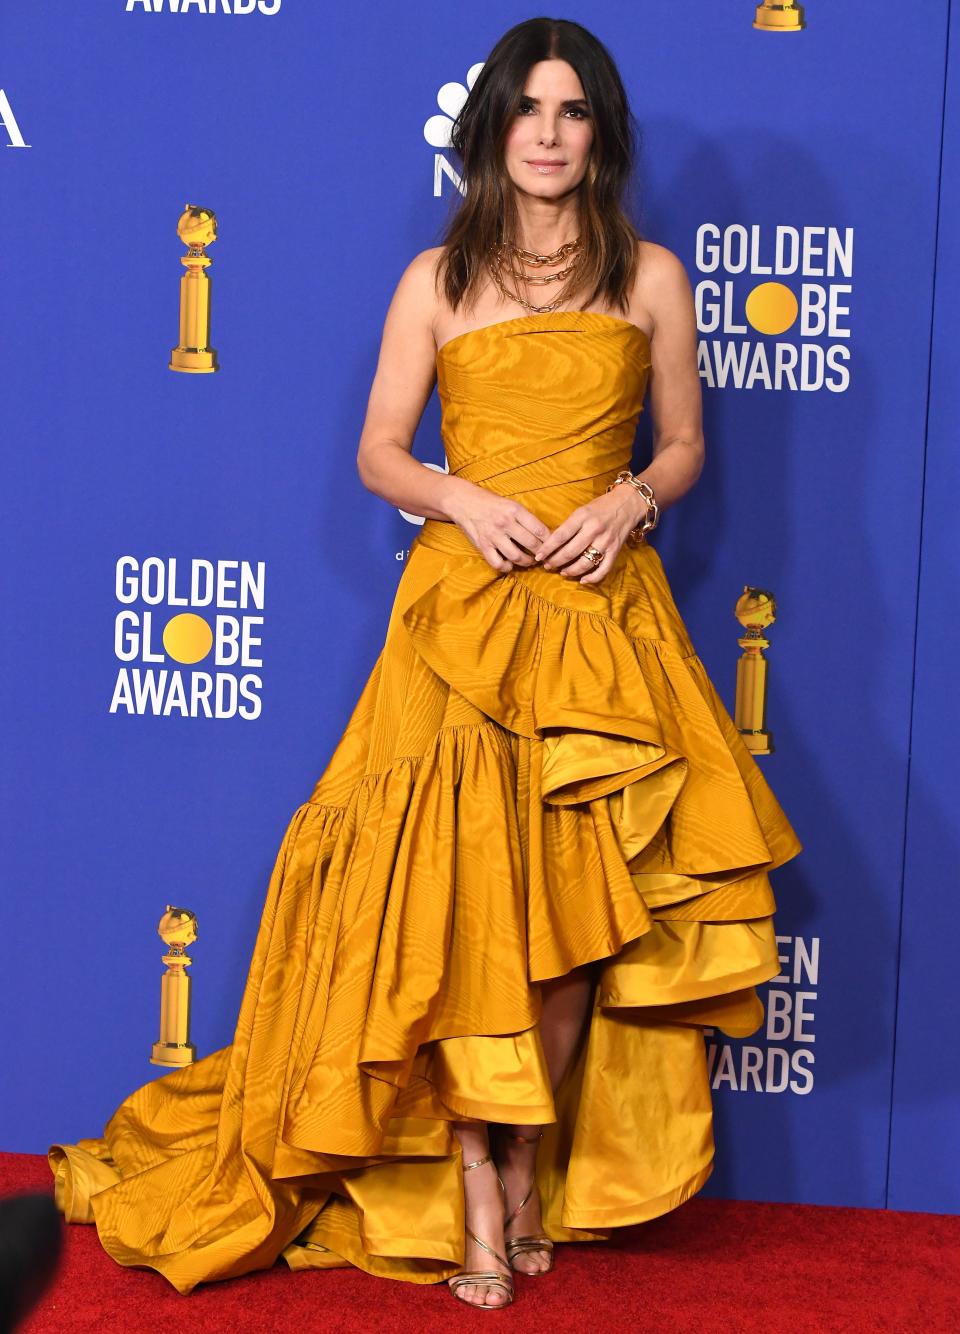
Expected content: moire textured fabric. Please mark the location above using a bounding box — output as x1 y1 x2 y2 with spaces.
48 310 802 1293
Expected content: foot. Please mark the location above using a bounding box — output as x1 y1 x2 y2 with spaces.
495 1127 553 1275
448 1154 513 1309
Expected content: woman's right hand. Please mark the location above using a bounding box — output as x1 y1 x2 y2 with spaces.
444 478 551 573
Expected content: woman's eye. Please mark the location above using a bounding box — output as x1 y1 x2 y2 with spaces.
517 102 589 118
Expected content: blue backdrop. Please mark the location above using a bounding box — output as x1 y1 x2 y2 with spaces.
1 0 956 1216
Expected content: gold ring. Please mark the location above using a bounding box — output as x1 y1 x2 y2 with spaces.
582 545 604 565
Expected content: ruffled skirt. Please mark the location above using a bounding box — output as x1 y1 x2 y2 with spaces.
48 521 802 1293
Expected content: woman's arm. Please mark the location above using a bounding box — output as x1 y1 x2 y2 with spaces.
356 248 475 522
356 251 551 570
631 241 705 513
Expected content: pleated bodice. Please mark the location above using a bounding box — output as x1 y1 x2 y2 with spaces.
415 311 699 654
433 310 651 530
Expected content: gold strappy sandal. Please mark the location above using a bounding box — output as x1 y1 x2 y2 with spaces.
448 1152 515 1310
497 1128 555 1274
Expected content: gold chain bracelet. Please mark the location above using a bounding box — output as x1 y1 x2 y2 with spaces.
606 469 660 546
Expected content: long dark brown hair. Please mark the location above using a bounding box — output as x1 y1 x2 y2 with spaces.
436 17 644 316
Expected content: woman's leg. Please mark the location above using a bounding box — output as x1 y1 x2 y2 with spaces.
538 963 597 1088
448 964 596 1300
448 1120 513 1308
497 962 596 1273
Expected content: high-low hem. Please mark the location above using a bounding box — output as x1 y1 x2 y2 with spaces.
48 309 802 1294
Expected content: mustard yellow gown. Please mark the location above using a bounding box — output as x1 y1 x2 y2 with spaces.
49 309 802 1294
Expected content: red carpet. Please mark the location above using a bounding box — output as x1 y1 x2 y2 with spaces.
2 1151 957 1333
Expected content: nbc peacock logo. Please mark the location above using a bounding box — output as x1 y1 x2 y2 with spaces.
110 556 265 720
423 62 484 197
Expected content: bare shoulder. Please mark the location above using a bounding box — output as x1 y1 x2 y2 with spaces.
386 246 445 335
370 246 446 388
630 239 696 349
398 244 446 291
632 240 693 314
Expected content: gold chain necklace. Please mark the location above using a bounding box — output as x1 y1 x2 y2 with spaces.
505 238 581 266
488 237 583 314
494 257 580 287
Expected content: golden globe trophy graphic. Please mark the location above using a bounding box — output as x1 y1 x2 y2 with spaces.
754 1 806 30
734 586 778 755
150 906 199 1067
169 204 219 373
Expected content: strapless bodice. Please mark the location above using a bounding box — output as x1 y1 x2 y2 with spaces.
410 308 692 657
432 310 652 531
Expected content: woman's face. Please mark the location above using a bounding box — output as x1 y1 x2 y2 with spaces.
502 59 595 201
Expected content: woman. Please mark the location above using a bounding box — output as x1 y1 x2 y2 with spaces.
49 17 802 1313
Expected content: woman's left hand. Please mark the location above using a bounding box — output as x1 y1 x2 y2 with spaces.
533 485 645 585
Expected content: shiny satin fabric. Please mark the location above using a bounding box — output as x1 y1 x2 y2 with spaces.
48 310 802 1293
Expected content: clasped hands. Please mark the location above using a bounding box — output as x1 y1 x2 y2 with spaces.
451 482 648 585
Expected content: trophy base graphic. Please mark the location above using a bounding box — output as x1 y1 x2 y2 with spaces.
150 1040 197 1068
169 347 219 373
754 1 806 30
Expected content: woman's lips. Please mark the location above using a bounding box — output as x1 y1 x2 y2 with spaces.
526 161 566 174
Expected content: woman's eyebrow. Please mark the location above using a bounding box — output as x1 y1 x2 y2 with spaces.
520 95 589 107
